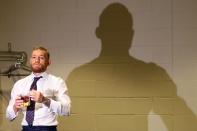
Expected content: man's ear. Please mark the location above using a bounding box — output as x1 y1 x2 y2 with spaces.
29 58 32 65
95 27 101 39
48 60 51 66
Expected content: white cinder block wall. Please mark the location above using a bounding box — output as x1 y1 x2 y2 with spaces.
0 0 197 131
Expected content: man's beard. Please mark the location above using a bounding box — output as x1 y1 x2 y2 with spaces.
31 65 46 73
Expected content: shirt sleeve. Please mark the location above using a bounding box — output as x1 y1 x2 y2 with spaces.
45 77 71 116
6 84 18 121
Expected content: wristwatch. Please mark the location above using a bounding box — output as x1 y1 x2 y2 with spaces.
42 97 51 107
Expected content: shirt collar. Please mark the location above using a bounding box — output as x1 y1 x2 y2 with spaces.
30 72 48 80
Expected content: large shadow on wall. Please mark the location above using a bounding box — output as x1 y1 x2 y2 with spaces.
67 3 197 131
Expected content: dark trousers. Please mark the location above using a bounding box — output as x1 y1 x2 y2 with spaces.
22 126 57 131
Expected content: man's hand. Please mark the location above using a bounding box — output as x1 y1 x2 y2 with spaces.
13 96 23 113
29 90 51 107
29 90 44 103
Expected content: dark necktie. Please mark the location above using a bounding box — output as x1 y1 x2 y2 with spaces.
26 76 42 125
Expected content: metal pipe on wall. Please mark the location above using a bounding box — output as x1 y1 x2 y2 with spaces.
0 51 28 63
0 43 31 77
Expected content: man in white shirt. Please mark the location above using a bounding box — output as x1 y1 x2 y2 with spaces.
6 46 71 131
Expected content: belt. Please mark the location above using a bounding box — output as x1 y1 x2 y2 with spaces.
22 125 57 131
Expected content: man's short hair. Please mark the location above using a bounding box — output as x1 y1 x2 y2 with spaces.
32 46 50 59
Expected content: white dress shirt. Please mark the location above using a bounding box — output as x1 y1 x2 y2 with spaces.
6 72 71 126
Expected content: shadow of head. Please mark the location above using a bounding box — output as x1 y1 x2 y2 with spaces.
95 3 134 50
